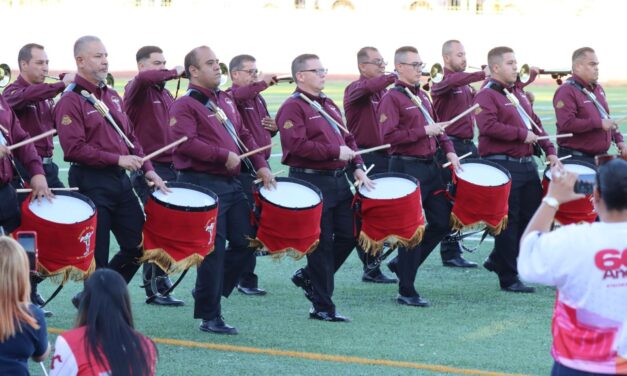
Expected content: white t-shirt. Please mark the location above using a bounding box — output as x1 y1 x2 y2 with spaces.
519 221 627 375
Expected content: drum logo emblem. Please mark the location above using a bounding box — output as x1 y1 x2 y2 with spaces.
78 227 95 256
204 219 215 244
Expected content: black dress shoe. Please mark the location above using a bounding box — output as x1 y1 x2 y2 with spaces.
501 281 535 293
199 316 238 335
291 268 314 301
146 293 185 306
396 294 430 307
443 256 478 268
362 269 397 284
237 285 267 296
71 292 83 309
31 292 46 307
309 308 351 322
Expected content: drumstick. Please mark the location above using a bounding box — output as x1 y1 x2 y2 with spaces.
298 93 350 134
253 169 285 184
544 155 571 165
354 144 391 156
442 104 480 130
613 115 627 124
353 164 375 188
442 151 472 168
536 133 573 141
16 187 79 193
0 124 8 134
39 362 49 376
141 136 188 163
7 130 56 151
239 143 275 160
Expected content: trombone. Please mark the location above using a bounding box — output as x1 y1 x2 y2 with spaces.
420 63 444 91
44 72 114 88
519 64 571 85
0 64 11 87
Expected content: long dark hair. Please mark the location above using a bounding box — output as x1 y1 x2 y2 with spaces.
76 269 156 375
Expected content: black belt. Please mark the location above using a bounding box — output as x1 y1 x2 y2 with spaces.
390 155 435 163
484 155 534 163
448 136 474 144
289 167 347 177
558 146 596 158
70 163 126 174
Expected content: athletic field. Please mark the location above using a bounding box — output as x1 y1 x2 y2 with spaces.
27 78 627 375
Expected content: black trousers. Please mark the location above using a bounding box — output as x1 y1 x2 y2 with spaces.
436 139 479 260
235 167 260 288
0 183 20 234
68 165 144 283
177 171 256 321
551 362 607 376
388 157 452 297
557 147 596 166
355 150 390 270
290 171 355 313
131 162 178 292
485 159 542 287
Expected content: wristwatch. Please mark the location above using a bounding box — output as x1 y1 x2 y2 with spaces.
542 196 560 210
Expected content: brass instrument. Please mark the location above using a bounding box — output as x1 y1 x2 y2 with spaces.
519 64 571 85
105 73 115 88
420 63 444 91
275 75 294 84
0 64 11 87
219 62 229 87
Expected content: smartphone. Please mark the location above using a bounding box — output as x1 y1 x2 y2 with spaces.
574 173 596 195
15 231 38 272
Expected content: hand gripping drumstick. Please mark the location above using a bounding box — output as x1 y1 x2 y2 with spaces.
536 133 573 141
354 144 391 156
544 155 571 165
298 93 351 134
354 163 375 188
0 124 8 134
7 129 56 151
141 136 188 163
239 143 275 160
16 187 79 193
441 104 481 130
253 169 285 184
442 151 472 168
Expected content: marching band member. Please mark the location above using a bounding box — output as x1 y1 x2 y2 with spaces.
474 46 559 293
430 39 487 269
277 53 372 322
379 46 460 307
226 54 278 296
553 47 626 165
343 46 397 284
124 45 185 307
170 46 273 335
54 36 167 307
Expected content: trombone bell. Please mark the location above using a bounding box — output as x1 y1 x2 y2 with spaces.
0 64 11 87
106 73 115 88
519 63 531 84
430 63 444 84
219 62 229 87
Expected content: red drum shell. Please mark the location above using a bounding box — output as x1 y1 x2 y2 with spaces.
542 161 597 225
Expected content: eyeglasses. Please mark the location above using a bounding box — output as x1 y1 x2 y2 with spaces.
363 60 388 67
399 62 425 71
299 68 328 76
236 69 258 75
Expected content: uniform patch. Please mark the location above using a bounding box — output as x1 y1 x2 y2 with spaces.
61 115 72 125
379 113 388 123
474 107 483 115
556 100 564 109
283 120 294 129
169 117 177 126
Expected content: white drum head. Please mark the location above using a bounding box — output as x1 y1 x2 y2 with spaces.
260 181 320 208
29 195 94 224
152 187 215 207
545 163 595 180
457 163 510 186
359 176 416 199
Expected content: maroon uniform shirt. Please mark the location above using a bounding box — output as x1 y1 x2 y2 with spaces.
3 76 65 158
343 73 395 148
377 80 454 158
0 94 45 184
54 75 153 171
276 88 363 170
553 74 623 155
124 69 179 164
226 81 275 160
474 78 556 158
169 84 268 176
431 68 485 140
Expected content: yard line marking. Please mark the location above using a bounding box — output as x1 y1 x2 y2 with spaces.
47 328 526 376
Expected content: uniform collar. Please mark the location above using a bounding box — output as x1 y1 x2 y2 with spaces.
394 79 420 94
75 74 107 97
571 74 596 91
189 83 220 101
295 87 327 103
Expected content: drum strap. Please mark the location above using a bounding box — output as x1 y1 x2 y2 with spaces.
394 85 436 125
186 89 256 173
293 93 342 134
0 129 27 187
486 81 533 130
566 79 610 119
